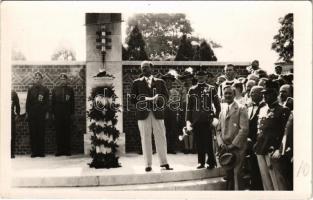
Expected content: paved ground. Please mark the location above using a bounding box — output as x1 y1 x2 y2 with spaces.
12 153 204 177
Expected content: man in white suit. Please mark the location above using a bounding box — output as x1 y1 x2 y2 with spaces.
216 85 249 190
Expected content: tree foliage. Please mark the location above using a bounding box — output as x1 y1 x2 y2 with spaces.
51 47 76 61
271 13 293 62
125 25 148 60
126 14 194 60
175 34 194 61
198 40 217 61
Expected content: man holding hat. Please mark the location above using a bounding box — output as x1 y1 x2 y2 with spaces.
216 85 249 190
254 80 290 190
130 61 173 172
26 71 49 157
52 73 75 156
186 66 221 169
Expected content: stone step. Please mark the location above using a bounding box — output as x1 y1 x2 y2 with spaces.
13 167 226 188
13 178 227 191
85 177 227 191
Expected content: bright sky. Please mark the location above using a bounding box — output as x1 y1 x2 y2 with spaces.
2 1 298 73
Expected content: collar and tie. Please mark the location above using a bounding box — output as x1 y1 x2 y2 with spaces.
144 76 153 88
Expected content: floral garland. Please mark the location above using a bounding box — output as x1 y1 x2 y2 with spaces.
87 85 121 168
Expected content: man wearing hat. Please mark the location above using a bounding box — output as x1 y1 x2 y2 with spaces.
162 71 179 154
186 66 221 169
26 72 49 157
178 68 195 154
52 73 75 156
130 61 173 172
216 85 249 190
254 80 290 190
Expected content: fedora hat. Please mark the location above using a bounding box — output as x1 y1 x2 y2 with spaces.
219 152 236 169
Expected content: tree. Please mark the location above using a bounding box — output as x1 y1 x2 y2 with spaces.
271 13 293 63
126 14 194 60
51 47 76 61
12 49 26 61
122 45 129 60
199 40 217 61
126 25 148 60
175 34 194 61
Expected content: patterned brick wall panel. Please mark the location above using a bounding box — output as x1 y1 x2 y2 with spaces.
12 64 86 155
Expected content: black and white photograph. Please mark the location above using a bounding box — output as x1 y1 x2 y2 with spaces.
0 1 312 199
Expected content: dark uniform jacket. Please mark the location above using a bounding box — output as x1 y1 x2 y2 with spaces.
26 84 49 118
186 83 221 125
11 90 20 117
52 85 75 116
254 101 290 155
131 76 169 120
247 101 266 144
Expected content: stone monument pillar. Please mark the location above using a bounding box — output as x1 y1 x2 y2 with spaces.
84 13 124 155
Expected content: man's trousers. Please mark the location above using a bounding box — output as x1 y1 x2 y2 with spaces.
137 112 168 167
28 115 46 156
193 122 216 167
55 115 71 155
257 154 288 190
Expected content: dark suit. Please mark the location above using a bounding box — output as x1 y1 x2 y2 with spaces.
52 85 75 155
255 101 290 190
130 76 169 167
26 84 49 156
131 77 168 120
246 101 266 190
186 83 221 167
279 112 293 190
11 90 20 157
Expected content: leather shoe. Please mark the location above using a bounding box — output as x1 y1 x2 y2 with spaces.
145 167 152 172
196 164 205 169
160 164 173 170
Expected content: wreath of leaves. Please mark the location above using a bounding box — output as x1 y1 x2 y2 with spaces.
87 85 121 169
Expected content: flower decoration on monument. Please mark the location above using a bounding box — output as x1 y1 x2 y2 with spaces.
87 81 122 168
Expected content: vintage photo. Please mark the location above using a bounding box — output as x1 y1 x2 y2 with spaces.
1 1 312 199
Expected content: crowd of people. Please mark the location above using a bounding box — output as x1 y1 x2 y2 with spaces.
130 60 293 190
11 72 75 158
11 60 293 191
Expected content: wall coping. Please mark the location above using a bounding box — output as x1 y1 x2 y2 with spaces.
12 61 86 66
12 60 251 66
122 61 251 66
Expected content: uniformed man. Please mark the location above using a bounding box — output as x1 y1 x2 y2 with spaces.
186 67 221 169
11 90 20 158
26 72 49 157
254 80 290 190
52 73 75 156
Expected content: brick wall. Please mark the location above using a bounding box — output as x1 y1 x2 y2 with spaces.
122 61 250 153
12 62 86 155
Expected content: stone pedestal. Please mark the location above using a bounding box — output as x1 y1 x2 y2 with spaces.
85 13 123 155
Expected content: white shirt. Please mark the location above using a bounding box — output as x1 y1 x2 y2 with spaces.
142 75 153 87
